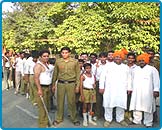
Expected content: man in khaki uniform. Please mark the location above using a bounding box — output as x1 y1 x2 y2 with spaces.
147 49 160 73
52 47 80 126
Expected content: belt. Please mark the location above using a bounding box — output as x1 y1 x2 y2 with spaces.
40 84 50 87
58 80 75 84
83 88 94 90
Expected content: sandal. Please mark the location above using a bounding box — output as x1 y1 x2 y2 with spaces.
104 121 111 127
53 120 62 126
73 120 80 126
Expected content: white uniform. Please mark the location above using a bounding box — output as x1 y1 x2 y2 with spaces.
129 65 160 126
99 62 129 122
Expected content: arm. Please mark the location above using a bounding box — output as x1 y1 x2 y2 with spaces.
99 67 107 94
152 67 160 97
127 67 132 95
33 64 43 96
93 75 96 89
75 61 80 93
2 57 6 71
80 74 85 102
52 60 58 93
21 60 25 77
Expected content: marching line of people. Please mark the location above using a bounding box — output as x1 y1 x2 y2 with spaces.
2 47 160 128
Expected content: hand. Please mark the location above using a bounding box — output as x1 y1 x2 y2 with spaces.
38 88 43 96
153 91 159 98
75 87 79 93
81 95 85 102
52 85 56 93
96 63 99 68
93 84 96 89
99 89 105 94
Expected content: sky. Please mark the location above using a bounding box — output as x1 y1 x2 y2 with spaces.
2 2 14 12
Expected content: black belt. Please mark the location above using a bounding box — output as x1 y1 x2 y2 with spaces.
83 88 94 90
41 84 50 87
58 80 75 84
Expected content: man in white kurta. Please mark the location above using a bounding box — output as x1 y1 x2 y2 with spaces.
125 52 137 122
129 54 160 127
99 51 129 127
95 52 108 119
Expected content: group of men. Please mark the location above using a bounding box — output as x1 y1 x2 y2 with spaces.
3 51 40 105
2 47 160 128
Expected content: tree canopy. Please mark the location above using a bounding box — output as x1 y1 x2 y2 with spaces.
2 2 160 54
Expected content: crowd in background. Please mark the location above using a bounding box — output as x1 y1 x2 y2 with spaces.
2 47 160 128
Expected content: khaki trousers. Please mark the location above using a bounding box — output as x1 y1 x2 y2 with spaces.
29 75 37 104
56 82 77 122
37 87 50 128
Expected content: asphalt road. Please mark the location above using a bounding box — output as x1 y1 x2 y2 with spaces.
2 87 161 128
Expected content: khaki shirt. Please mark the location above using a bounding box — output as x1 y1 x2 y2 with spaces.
53 57 80 87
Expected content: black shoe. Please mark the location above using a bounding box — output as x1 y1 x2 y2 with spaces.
73 121 80 126
129 121 137 125
50 109 55 113
68 114 71 118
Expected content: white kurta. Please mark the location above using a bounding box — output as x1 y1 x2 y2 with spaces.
129 65 160 113
99 62 129 109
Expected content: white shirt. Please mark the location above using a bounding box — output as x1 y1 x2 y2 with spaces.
3 56 10 68
91 63 97 76
23 57 33 74
15 57 24 72
29 60 37 75
96 61 107 81
21 58 27 76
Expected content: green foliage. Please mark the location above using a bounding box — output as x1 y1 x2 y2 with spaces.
3 2 160 54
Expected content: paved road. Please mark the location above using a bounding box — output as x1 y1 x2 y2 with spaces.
2 87 161 128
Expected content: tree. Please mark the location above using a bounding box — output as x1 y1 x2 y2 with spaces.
3 2 160 54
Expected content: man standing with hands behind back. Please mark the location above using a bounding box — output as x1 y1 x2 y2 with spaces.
52 47 80 126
